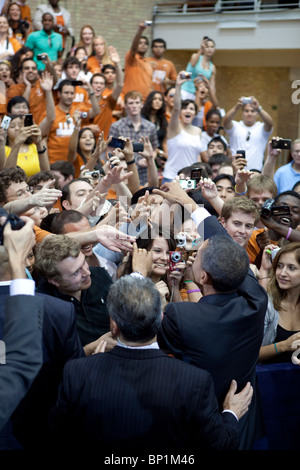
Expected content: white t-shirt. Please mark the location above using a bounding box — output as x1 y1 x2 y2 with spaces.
164 129 202 180
225 120 272 171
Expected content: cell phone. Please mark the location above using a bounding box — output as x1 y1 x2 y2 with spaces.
132 143 144 152
36 54 46 60
108 137 125 150
190 168 202 183
24 114 33 127
1 115 11 129
71 80 83 87
271 139 291 150
236 150 246 159
180 72 192 80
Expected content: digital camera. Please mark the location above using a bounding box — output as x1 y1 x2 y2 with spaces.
261 199 290 218
0 209 25 245
80 112 88 119
242 96 252 104
176 233 186 248
169 251 182 271
179 179 196 190
180 72 192 80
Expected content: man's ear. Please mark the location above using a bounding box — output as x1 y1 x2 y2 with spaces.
200 270 211 286
110 318 119 340
220 217 226 228
62 199 71 210
48 277 61 288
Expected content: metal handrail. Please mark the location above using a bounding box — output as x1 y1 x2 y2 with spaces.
153 1 300 15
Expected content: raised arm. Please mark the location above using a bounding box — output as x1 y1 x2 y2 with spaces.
223 97 243 130
129 21 148 56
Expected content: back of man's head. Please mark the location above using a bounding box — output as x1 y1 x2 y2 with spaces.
201 235 249 292
35 235 81 281
51 210 86 234
107 276 162 343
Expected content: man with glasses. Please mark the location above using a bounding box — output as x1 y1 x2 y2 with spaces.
223 95 273 172
25 12 63 71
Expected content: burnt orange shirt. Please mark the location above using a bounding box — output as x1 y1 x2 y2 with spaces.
46 103 91 165
91 93 117 140
146 56 177 93
122 51 153 102
19 5 32 22
7 80 46 125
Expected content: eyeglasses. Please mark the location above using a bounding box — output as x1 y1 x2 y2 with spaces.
246 131 251 141
48 37 52 48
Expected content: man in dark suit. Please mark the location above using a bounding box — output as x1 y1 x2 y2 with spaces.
153 179 268 450
0 215 43 432
0 209 85 449
49 275 253 455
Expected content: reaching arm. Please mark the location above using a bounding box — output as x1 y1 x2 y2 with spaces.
223 98 243 130
38 72 56 137
261 139 282 179
129 21 148 56
167 72 188 139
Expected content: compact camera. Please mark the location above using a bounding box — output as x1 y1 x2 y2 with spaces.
169 251 182 271
179 179 196 190
144 21 152 26
37 54 47 60
242 96 252 104
176 233 186 248
180 72 192 80
85 170 100 179
80 112 88 119
1 115 11 130
261 199 290 218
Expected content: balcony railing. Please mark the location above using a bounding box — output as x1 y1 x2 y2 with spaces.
153 1 300 15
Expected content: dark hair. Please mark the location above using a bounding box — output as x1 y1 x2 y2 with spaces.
107 276 162 342
208 137 227 152
102 64 116 73
20 57 36 70
205 108 222 122
151 38 166 48
181 99 198 114
213 173 235 188
58 79 74 93
51 209 87 234
50 160 75 179
141 91 168 146
0 167 27 204
140 35 149 45
63 56 80 71
7 95 29 114
90 72 106 85
131 186 159 206
292 181 300 192
201 235 249 292
27 171 54 189
9 46 33 81
77 127 96 163
275 190 300 204
61 177 92 207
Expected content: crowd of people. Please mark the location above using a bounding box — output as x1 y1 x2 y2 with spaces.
0 0 300 455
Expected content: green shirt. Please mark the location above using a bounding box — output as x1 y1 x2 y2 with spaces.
25 29 63 70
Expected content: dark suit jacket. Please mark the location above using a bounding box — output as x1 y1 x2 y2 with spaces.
157 215 268 449
49 346 240 454
10 293 85 449
0 295 43 432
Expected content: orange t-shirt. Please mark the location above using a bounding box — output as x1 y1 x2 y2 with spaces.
47 103 91 165
91 93 117 140
122 51 153 102
146 57 177 93
19 5 32 22
102 88 124 122
87 56 102 74
246 228 279 264
6 80 46 125
34 225 50 243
